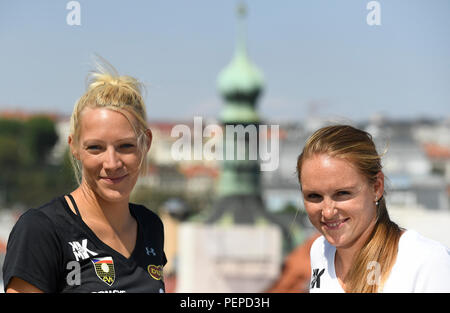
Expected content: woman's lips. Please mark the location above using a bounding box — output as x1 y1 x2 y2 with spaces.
321 218 350 230
100 174 128 184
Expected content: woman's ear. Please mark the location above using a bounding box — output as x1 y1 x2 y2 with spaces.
374 171 384 201
68 135 80 160
145 128 153 152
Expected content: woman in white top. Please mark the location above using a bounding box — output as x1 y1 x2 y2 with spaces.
297 125 450 293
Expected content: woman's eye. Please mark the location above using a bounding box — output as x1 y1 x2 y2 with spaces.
120 143 135 149
306 193 322 200
87 145 101 150
335 191 352 200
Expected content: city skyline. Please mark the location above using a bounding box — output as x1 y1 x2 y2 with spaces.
0 0 449 122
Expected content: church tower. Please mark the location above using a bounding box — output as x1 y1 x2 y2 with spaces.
175 4 286 292
207 3 278 226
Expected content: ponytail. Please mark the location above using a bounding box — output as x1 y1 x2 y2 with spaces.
345 196 402 292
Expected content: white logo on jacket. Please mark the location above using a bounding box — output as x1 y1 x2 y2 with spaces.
68 239 98 261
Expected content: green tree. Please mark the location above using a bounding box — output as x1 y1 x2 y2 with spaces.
0 116 66 208
0 135 20 167
0 118 23 137
22 116 58 165
0 135 21 205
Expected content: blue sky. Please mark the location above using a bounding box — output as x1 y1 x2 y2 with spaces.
0 0 449 122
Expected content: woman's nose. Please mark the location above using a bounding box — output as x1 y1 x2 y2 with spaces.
103 147 122 170
321 199 338 219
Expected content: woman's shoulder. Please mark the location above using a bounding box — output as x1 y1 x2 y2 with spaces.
399 229 449 258
15 197 66 228
388 229 450 292
11 196 76 239
6 198 65 256
396 229 450 273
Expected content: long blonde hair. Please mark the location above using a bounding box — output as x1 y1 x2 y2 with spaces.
297 125 401 292
69 56 150 185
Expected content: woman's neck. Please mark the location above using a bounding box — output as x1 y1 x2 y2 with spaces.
334 217 377 285
72 182 132 234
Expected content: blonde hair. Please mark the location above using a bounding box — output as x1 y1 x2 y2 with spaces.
297 125 401 293
69 56 150 185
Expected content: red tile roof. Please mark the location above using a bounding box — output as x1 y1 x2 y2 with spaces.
179 165 219 179
423 143 450 159
0 110 61 122
0 239 6 254
265 233 320 293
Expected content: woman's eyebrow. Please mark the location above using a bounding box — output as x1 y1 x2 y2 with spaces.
335 185 363 193
115 137 138 142
335 185 357 190
82 137 137 143
301 184 359 194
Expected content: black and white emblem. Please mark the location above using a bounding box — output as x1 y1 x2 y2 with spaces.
311 268 325 289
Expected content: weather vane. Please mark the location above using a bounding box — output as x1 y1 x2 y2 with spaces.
237 1 247 19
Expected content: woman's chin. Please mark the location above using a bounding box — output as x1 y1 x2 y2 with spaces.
96 187 131 203
323 233 348 248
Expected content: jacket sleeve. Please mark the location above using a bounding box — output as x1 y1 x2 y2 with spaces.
2 209 63 293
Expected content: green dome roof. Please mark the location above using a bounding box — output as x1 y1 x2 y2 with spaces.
217 48 264 96
217 4 264 97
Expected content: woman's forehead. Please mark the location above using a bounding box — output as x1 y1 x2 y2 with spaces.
80 107 134 124
78 107 137 139
301 154 364 186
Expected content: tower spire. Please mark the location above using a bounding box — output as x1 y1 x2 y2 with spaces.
209 2 266 224
217 2 264 123
236 2 247 58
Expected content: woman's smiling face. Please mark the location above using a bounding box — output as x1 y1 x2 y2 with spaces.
300 153 383 249
70 107 145 202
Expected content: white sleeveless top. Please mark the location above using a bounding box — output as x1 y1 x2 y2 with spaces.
309 230 450 292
